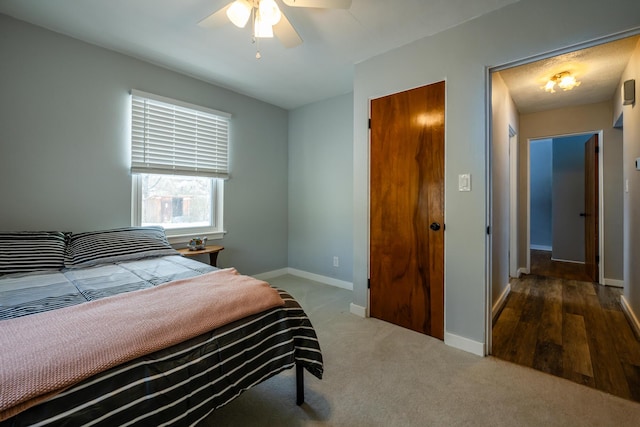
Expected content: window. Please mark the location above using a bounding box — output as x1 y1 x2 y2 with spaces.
130 90 230 240
135 173 221 231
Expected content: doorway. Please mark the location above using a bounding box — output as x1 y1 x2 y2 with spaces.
488 33 638 399
528 133 600 283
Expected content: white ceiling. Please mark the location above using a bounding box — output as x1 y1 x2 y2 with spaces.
0 0 520 110
3 0 635 113
498 35 640 114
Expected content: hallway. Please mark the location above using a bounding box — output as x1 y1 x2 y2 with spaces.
493 269 640 402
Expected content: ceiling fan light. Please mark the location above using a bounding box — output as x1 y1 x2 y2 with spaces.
259 0 282 25
227 0 251 28
254 13 274 38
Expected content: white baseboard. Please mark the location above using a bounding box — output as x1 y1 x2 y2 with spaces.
604 278 624 288
530 244 552 251
254 267 353 291
620 295 640 339
350 303 367 318
517 267 529 276
444 332 484 356
551 257 584 264
287 268 353 290
492 283 511 322
253 268 290 281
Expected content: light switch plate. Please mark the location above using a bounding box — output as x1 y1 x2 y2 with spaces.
459 173 471 192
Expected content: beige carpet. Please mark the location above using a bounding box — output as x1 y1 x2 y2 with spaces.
203 275 640 426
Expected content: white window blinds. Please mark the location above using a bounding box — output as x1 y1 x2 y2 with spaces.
131 90 230 178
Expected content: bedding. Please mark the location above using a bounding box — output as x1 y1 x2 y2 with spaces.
0 231 68 275
0 239 323 425
1 255 211 319
2 268 285 418
64 226 178 268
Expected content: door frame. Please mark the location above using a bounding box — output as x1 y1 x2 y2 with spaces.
525 131 604 284
509 126 518 278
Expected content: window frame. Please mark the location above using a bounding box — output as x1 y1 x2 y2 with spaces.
129 90 230 243
131 174 225 243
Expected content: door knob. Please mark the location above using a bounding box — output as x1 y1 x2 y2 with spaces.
430 222 441 231
579 212 587 217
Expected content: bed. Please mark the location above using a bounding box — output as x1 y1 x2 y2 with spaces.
0 227 323 426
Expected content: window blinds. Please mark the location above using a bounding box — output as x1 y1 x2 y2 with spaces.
131 90 230 178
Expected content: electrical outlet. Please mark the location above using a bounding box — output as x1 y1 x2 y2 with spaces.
333 256 339 267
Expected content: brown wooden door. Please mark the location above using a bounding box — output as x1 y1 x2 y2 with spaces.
584 134 599 282
369 82 445 339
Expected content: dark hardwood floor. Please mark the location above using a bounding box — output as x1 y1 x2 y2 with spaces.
493 251 640 402
529 249 592 281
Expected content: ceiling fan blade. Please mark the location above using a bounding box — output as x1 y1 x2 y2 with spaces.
282 0 352 9
273 13 303 48
197 3 233 29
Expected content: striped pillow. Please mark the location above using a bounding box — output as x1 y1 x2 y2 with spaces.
65 226 178 268
0 231 68 275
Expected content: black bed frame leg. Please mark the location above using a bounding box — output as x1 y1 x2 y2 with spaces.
296 363 304 405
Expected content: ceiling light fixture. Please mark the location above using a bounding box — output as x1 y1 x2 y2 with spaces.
259 0 281 26
227 0 252 28
226 0 283 59
542 71 581 93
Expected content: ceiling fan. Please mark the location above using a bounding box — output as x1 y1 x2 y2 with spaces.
198 0 352 58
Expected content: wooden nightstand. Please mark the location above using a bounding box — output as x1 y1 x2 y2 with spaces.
177 245 224 267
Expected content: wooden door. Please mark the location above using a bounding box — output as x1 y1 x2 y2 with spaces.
369 82 445 339
584 134 599 282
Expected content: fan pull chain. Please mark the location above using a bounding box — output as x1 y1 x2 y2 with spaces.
255 37 262 59
251 5 261 59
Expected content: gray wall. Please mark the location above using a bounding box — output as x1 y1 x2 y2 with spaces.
288 93 354 283
0 14 289 276
551 135 591 262
616 38 640 325
354 0 639 350
491 72 518 308
530 139 553 250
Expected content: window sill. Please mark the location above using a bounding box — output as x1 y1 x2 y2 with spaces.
168 231 226 246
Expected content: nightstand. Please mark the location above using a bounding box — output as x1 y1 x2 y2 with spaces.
177 245 224 267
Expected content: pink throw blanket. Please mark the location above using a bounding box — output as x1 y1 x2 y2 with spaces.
0 268 284 421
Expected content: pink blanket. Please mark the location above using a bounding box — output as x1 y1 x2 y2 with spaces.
0 268 284 421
